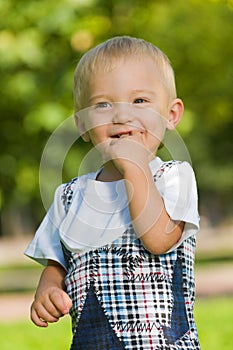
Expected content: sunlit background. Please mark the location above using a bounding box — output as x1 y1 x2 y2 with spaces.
0 0 233 349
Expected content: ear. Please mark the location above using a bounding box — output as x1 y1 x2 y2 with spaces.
74 112 90 142
167 98 184 130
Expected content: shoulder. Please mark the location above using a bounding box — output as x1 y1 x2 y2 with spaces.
154 159 195 182
153 159 182 181
61 177 79 212
60 172 97 213
61 171 96 194
153 160 198 213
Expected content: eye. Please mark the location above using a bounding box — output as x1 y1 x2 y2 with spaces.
133 98 148 104
95 102 112 109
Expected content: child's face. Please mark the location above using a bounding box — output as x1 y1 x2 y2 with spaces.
77 56 182 157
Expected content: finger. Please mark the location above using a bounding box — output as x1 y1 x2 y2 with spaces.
31 307 48 328
35 293 64 319
130 130 146 143
49 290 72 315
131 129 143 136
33 302 60 323
62 292 73 314
31 296 61 323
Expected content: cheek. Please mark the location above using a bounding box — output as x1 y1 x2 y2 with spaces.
142 112 167 141
88 126 106 145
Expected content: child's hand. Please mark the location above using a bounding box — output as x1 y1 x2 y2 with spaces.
31 287 72 327
104 130 154 175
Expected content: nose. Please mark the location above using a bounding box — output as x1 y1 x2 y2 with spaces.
112 103 133 124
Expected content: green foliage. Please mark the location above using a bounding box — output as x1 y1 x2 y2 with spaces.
0 0 233 232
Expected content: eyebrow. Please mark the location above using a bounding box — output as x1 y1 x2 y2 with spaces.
88 94 111 105
89 89 157 104
131 89 157 96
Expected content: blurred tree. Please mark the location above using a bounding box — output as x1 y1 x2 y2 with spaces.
0 0 232 236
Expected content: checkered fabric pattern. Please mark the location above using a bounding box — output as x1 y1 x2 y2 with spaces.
61 161 200 350
153 160 182 182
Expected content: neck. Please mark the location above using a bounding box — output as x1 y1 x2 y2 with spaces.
96 161 123 182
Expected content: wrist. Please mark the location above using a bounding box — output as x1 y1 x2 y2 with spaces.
122 161 151 180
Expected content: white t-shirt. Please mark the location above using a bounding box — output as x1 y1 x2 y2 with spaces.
24 157 199 269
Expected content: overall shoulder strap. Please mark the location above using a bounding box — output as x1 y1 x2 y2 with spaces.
61 177 78 214
153 160 182 182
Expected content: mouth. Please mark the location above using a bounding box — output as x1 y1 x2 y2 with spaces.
111 129 145 138
111 131 133 138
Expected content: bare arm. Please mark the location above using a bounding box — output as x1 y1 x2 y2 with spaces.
31 260 72 327
106 133 184 254
123 163 184 254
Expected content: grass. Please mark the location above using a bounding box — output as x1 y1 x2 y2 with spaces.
0 297 233 349
0 316 72 350
195 297 233 349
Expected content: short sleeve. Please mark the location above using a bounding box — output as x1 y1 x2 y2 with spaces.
24 184 67 269
155 161 200 252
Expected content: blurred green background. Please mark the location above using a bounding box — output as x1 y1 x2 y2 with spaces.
0 0 233 234
0 0 233 349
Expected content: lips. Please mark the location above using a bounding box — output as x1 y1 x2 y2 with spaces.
111 131 133 138
111 128 145 138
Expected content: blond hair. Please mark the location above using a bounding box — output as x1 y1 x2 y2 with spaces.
73 36 177 111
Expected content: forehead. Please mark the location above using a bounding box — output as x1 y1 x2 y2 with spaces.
76 50 175 110
88 56 167 96
92 53 158 74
